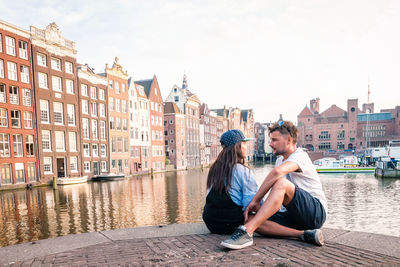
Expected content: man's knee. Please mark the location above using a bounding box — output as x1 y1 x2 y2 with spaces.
273 177 292 191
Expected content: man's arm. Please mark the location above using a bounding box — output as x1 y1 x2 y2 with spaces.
252 161 300 203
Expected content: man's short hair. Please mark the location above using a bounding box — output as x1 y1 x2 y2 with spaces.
268 120 298 144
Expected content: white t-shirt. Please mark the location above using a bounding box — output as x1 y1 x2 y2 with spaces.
275 148 328 212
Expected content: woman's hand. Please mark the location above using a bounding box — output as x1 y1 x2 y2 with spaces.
244 200 261 223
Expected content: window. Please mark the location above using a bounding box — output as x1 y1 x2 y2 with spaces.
18 41 28 59
116 99 120 112
91 102 97 117
122 100 127 113
22 89 31 106
100 121 106 139
51 58 61 71
92 120 98 139
67 104 75 126
24 111 33 129
0 84 5 103
99 89 105 100
109 79 113 89
26 135 35 156
42 130 51 151
81 84 88 96
15 163 25 183
100 144 107 157
0 134 10 157
122 83 126 92
53 102 64 124
55 131 65 151
0 34 2 53
99 103 106 117
123 119 127 131
111 137 116 152
109 97 114 111
9 86 19 105
115 81 120 93
43 157 52 174
0 59 4 78
65 61 73 74
82 118 89 139
66 79 74 94
1 164 12 184
40 100 50 123
84 162 91 172
92 144 99 157
38 73 48 88
7 62 17 81
19 66 30 83
109 117 115 130
27 162 36 182
69 132 77 152
11 110 21 128
0 108 7 127
90 86 97 99
52 76 62 92
116 117 121 130
13 134 23 157
82 100 89 114
37 53 47 67
101 161 107 172
83 144 90 157
70 157 78 173
5 36 16 56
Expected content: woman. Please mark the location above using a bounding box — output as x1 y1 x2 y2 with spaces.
202 129 259 234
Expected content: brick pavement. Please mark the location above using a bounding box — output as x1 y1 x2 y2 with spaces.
7 233 400 266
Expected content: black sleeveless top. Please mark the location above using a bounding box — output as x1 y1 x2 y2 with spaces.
202 187 244 234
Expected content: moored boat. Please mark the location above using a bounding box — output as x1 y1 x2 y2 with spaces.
375 159 400 178
92 173 125 181
313 157 375 173
57 176 88 185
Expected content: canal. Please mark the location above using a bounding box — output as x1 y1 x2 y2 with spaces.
1 164 399 247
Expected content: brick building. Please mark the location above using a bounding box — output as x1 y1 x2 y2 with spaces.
128 78 141 173
0 21 37 188
298 97 400 153
31 23 82 183
136 75 165 172
164 102 186 170
77 64 109 177
102 57 130 174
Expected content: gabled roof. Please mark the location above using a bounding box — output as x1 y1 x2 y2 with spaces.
320 105 346 118
298 106 313 117
164 102 181 114
135 78 153 97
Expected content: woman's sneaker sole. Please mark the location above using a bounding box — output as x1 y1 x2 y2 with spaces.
220 240 253 250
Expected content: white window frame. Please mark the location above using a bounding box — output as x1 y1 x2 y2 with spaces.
26 135 35 156
82 100 89 115
13 134 23 157
65 61 73 74
100 121 106 140
37 53 47 67
20 65 30 83
83 143 90 157
42 130 51 152
5 36 16 56
55 131 65 152
90 86 97 99
91 119 98 139
18 40 28 60
99 103 106 117
38 72 48 89
70 156 78 173
0 133 10 157
52 76 62 92
99 89 105 100
0 108 8 127
9 86 19 105
84 161 91 173
53 102 64 125
66 79 74 94
7 62 17 81
101 161 107 172
10 110 21 128
51 57 62 71
24 111 33 129
81 84 88 96
100 144 107 157
82 118 89 139
0 59 4 78
92 144 99 157
22 88 31 106
67 104 76 126
91 102 97 117
69 132 77 152
40 100 50 123
43 157 53 174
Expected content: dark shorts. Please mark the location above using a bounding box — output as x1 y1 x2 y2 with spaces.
268 186 326 230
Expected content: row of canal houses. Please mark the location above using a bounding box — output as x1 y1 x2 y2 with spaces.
0 20 254 189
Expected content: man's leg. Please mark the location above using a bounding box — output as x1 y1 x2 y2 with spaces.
255 219 303 237
245 177 296 235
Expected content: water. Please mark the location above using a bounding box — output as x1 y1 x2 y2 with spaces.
0 164 399 247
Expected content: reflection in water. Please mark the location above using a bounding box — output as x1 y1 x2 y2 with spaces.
1 165 400 247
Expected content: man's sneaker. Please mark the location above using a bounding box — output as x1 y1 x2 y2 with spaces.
220 225 253 249
301 229 324 246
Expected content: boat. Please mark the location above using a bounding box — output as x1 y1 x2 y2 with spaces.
313 157 375 173
375 158 400 178
92 173 125 181
57 176 88 185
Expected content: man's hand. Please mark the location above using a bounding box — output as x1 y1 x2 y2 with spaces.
244 200 261 223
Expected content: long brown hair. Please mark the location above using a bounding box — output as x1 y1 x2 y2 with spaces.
207 142 247 194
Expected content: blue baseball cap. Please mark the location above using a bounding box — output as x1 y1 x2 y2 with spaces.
220 129 250 148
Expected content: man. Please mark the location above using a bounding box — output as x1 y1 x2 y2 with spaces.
221 120 327 249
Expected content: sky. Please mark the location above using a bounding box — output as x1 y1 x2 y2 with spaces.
1 0 400 123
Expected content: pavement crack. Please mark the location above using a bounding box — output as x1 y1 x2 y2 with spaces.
98 231 116 243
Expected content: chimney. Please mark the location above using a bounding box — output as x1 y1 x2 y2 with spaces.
310 97 320 114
